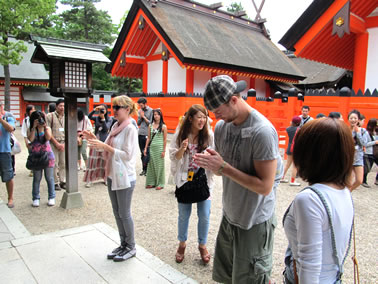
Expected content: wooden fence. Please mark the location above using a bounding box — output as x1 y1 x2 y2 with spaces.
89 88 378 152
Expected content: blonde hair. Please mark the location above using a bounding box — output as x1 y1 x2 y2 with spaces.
112 95 138 116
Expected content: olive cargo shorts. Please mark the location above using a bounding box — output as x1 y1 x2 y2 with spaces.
212 214 277 284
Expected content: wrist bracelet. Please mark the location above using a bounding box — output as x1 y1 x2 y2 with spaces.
217 160 227 175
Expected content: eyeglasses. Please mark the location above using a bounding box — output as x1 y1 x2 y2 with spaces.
113 105 127 111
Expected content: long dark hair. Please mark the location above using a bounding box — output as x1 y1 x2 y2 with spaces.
366 118 377 135
29 111 47 143
99 103 110 121
176 104 209 153
25 105 34 117
29 111 46 131
152 109 164 132
77 109 85 122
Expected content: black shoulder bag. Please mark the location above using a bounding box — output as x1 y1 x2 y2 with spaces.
175 167 210 204
26 131 50 171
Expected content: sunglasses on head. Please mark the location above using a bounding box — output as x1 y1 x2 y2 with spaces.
113 105 127 111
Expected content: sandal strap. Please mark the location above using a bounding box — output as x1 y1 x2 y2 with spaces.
199 246 211 263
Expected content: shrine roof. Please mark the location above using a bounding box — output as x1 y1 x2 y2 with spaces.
108 0 305 81
0 37 48 82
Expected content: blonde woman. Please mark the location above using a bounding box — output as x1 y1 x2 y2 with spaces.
84 95 138 262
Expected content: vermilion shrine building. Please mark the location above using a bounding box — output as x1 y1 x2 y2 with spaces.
279 0 378 93
107 0 305 98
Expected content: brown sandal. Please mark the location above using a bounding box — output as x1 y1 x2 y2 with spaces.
198 246 211 264
175 244 186 263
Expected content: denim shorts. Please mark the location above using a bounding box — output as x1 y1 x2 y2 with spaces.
353 150 363 167
0 152 14 182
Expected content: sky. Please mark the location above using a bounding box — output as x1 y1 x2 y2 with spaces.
59 0 313 49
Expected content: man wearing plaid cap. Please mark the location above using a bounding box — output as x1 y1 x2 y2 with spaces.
194 75 283 283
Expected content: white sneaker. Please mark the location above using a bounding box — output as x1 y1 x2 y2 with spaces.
85 183 91 188
47 198 55 206
289 181 301 186
32 199 40 207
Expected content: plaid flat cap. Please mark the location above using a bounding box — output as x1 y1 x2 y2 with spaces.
203 75 247 110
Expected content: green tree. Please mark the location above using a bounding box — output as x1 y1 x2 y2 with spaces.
0 0 55 110
227 2 244 13
59 0 116 45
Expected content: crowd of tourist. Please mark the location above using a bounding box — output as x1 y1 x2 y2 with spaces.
1 74 377 283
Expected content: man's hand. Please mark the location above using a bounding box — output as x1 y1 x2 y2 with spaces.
194 148 224 175
57 142 65 152
138 109 145 118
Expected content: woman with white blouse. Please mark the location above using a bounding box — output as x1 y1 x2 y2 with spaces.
283 118 354 284
169 104 214 264
84 95 138 262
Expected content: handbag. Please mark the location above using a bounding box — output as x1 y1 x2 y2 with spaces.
26 151 50 171
282 186 353 284
373 144 378 160
175 168 210 204
10 133 21 155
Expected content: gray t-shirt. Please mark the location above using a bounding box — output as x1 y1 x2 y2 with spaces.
215 109 283 230
137 106 153 136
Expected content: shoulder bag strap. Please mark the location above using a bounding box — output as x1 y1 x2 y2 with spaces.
307 186 354 282
148 125 157 147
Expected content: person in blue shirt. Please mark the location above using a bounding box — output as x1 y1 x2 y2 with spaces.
0 102 15 208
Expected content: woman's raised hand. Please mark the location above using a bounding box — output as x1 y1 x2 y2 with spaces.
181 138 189 151
82 130 96 140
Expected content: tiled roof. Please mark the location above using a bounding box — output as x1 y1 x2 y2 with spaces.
31 36 110 64
0 37 49 81
291 57 348 85
108 0 304 81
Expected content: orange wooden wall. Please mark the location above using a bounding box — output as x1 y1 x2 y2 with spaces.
89 92 378 152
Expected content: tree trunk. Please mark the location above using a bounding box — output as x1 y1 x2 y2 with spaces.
3 64 11 111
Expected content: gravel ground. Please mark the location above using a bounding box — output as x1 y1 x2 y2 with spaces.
2 130 377 283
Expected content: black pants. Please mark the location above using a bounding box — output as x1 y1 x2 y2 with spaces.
138 135 147 171
363 154 378 183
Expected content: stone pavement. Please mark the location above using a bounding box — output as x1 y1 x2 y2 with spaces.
0 199 197 284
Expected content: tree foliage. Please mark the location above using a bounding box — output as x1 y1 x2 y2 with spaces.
227 2 245 13
0 0 56 110
58 0 116 45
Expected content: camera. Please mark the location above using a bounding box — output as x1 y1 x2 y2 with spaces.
38 117 45 125
100 109 105 114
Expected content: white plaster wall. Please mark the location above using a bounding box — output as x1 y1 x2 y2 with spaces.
255 78 266 97
0 86 20 121
167 59 186 93
147 60 162 93
365 27 378 90
193 70 211 94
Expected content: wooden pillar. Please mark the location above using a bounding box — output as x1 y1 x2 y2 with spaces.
162 60 168 93
60 95 83 209
143 62 148 93
186 69 194 94
352 32 368 92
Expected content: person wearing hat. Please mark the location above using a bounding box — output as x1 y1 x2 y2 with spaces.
0 101 16 208
281 115 301 186
194 75 283 284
